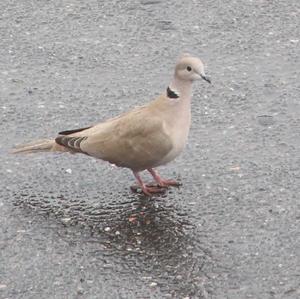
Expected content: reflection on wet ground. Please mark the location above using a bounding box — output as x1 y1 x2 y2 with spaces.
12 188 213 298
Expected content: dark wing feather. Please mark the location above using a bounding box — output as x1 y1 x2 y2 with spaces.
59 126 92 136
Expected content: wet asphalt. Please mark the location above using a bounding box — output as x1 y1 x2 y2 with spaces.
0 0 300 298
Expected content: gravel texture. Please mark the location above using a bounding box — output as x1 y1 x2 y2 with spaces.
0 0 299 298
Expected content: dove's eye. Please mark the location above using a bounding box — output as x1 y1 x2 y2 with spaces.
186 66 192 72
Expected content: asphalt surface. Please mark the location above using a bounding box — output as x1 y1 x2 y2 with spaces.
0 0 300 298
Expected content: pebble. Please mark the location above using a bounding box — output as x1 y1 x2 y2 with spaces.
77 286 84 295
142 276 152 280
257 115 274 126
61 217 71 224
65 168 72 174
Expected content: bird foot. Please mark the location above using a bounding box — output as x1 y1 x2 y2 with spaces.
158 179 181 187
145 181 168 188
130 184 167 196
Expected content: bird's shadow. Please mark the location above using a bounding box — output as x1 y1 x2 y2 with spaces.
12 188 213 297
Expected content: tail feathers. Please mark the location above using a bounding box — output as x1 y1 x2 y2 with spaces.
11 139 56 154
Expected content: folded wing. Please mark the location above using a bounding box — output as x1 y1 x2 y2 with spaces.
55 106 173 170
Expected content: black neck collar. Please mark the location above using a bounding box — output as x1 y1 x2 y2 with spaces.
167 86 179 99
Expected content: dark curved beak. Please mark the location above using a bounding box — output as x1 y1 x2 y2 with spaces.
201 74 211 84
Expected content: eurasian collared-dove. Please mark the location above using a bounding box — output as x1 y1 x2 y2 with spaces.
12 54 211 195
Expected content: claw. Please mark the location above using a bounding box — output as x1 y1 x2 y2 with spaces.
145 182 167 188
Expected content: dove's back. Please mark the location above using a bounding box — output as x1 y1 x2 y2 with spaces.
55 95 175 171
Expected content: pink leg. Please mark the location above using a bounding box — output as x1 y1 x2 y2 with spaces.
131 171 166 196
147 168 181 187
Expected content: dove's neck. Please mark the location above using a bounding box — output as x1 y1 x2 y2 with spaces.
168 77 193 103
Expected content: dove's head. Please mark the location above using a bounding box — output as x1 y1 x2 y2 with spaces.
175 54 211 84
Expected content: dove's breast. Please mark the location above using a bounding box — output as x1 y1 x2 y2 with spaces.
155 104 191 166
